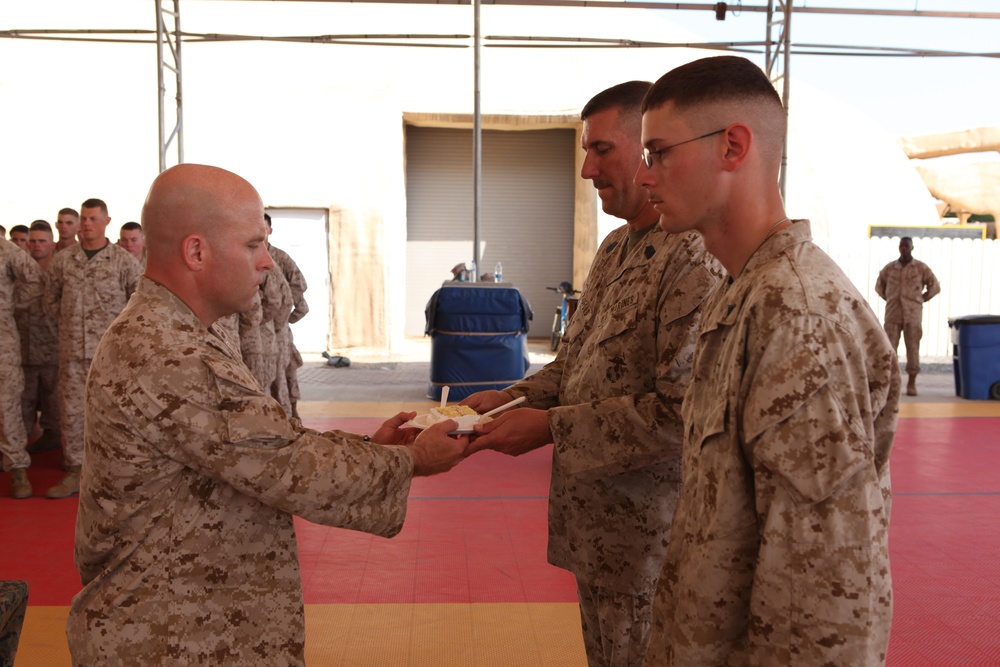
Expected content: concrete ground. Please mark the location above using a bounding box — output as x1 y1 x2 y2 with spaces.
298 339 556 403
299 339 967 405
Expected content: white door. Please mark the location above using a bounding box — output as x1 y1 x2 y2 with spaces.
265 208 330 354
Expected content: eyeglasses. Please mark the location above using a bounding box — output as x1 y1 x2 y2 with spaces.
640 128 726 169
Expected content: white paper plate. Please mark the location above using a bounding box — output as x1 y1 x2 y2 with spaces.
404 413 491 435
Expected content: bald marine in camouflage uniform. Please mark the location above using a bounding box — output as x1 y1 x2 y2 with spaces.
44 198 142 498
464 82 722 667
1 238 43 498
67 163 469 666
636 56 900 665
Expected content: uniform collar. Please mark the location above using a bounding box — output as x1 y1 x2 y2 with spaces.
703 219 811 331
137 277 240 360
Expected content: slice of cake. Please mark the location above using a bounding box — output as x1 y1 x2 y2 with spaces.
427 404 482 430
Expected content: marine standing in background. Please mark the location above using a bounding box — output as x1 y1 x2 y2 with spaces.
1 236 43 499
875 236 941 396
54 208 80 252
44 198 142 498
263 265 294 414
265 212 310 419
117 221 147 267
464 81 722 667
8 225 30 250
21 220 62 454
238 291 267 386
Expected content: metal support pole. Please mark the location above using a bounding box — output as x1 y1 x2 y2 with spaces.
764 0 791 200
156 0 184 173
472 0 482 279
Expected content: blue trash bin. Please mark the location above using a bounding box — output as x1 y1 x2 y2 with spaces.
948 315 1000 400
425 283 532 402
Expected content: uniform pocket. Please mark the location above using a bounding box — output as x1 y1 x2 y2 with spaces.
204 355 296 448
597 304 636 344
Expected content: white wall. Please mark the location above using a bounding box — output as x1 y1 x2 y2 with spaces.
1 1 959 353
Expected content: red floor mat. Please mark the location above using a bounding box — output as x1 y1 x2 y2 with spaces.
4 415 1000 664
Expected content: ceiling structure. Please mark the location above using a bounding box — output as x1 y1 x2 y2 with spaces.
2 1 998 251
3 1 998 171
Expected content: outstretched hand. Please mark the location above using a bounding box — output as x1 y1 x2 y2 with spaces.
467 408 551 457
409 420 470 476
371 411 419 446
461 389 511 413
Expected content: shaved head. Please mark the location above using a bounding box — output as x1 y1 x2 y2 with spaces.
141 164 273 327
143 164 263 258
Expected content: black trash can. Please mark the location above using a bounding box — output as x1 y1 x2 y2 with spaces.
948 315 1000 400
425 283 532 402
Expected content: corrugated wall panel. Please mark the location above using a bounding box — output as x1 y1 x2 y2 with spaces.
405 126 576 337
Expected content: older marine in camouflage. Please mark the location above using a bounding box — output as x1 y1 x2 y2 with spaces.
645 220 900 665
505 226 719 591
466 80 723 667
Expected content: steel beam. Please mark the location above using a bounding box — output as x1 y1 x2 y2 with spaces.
156 0 184 173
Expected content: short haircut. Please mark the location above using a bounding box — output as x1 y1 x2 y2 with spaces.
0 225 5 235
30 220 53 234
264 212 272 228
642 56 783 115
900 236 913 244
10 224 29 235
643 56 786 166
58 207 79 218
581 80 652 121
81 198 109 215
121 221 143 233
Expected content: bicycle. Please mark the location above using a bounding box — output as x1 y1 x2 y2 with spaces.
546 281 581 351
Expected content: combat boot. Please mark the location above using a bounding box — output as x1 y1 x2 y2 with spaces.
11 468 32 499
46 465 81 499
906 373 918 397
27 429 62 454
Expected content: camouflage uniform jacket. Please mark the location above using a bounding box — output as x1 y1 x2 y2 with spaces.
45 240 141 361
269 244 309 324
2 240 43 369
259 268 291 361
270 265 295 351
68 277 414 666
17 269 59 366
874 257 940 325
646 220 900 666
239 290 264 357
503 226 721 595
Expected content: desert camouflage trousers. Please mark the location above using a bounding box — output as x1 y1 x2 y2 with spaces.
885 320 922 375
22 363 60 433
59 358 90 467
1 362 29 470
576 579 654 667
271 341 292 416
